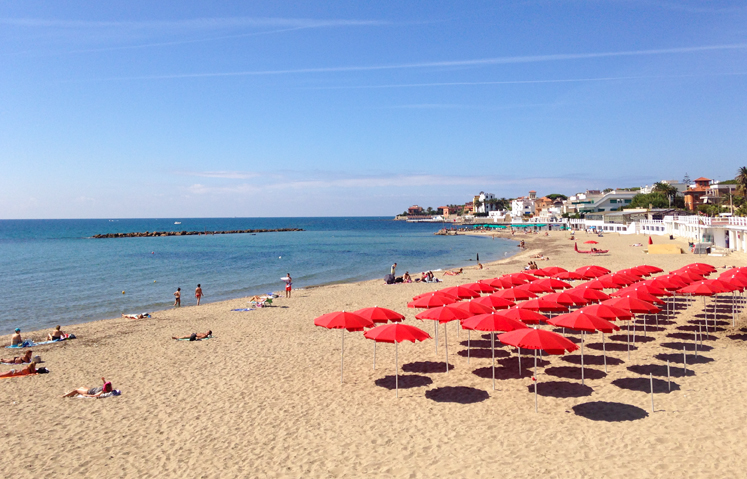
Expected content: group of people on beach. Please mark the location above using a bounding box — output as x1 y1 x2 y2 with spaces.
173 284 203 307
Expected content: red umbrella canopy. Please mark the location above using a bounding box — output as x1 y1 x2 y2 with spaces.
719 272 747 290
493 288 537 301
612 290 665 305
411 291 459 302
548 311 620 333
407 293 458 309
544 291 588 306
708 278 737 293
672 270 705 282
584 240 599 244
518 298 567 312
677 280 721 296
536 266 568 276
471 295 516 310
462 282 496 293
415 304 472 323
577 303 633 321
511 272 539 282
533 278 572 290
615 284 671 297
554 271 585 281
516 281 555 294
352 306 405 324
586 274 627 289
364 323 431 343
530 269 551 277
570 286 611 302
602 297 660 314
685 263 717 275
496 307 550 325
575 265 611 279
646 277 680 291
618 267 648 277
439 285 481 299
663 274 691 288
462 312 528 332
453 300 495 316
498 328 579 355
637 265 664 274
314 311 374 332
493 275 530 288
609 272 640 286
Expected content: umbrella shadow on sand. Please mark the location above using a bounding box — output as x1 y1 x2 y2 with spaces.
690 316 730 325
627 364 695 378
612 377 680 394
654 352 714 365
667 332 718 341
495 356 545 377
727 333 747 341
660 341 714 353
375 374 433 390
471 364 542 381
572 401 649 422
586 341 636 352
457 348 511 359
461 339 502 348
608 334 655 344
425 386 489 404
402 361 455 373
528 381 593 398
677 325 725 333
562 354 624 367
545 366 607 381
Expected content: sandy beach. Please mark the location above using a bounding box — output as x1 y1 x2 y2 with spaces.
3 230 747 478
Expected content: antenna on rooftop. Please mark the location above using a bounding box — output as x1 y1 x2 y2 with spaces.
683 173 691 184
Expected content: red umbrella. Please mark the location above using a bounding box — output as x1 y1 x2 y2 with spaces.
578 303 633 321
544 291 588 307
618 283 672 297
619 267 649 277
548 311 620 379
679 280 728 332
672 270 706 282
462 312 528 389
471 294 516 310
584 240 599 244
408 293 458 309
648 236 653 245
453 300 495 316
498 328 579 355
511 272 539 282
364 324 430 398
646 277 680 291
411 291 459 302
663 274 690 288
685 263 717 275
637 264 664 274
416 305 472 373
536 266 568 276
575 265 611 279
718 273 747 326
610 272 640 286
352 306 405 324
516 281 555 294
462 282 496 294
494 288 537 301
492 275 530 288
532 278 572 290
518 298 567 313
586 275 627 289
603 297 660 314
570 286 611 302
611 289 665 305
496 307 549 325
482 277 511 289
314 311 374 383
554 271 584 281
439 285 481 299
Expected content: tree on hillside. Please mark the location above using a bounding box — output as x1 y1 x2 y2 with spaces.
545 194 568 201
628 192 669 209
736 166 747 197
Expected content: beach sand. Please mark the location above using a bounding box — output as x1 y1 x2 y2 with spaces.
2 230 747 478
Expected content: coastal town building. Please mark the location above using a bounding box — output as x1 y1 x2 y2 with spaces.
564 190 636 214
683 177 711 211
640 180 689 195
407 205 424 216
473 191 499 214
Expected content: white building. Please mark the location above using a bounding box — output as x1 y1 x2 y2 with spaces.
474 191 499 214
640 180 689 195
565 190 637 214
511 191 537 219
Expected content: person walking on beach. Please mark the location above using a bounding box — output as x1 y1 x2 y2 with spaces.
173 288 181 307
284 274 292 298
195 284 203 306
391 263 397 276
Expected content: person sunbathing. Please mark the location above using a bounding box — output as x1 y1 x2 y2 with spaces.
172 330 212 341
62 378 113 398
11 328 22 346
403 272 412 283
443 268 463 276
0 350 33 364
122 313 149 320
0 362 37 378
47 325 65 341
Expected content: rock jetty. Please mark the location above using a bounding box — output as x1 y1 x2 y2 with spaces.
93 228 304 239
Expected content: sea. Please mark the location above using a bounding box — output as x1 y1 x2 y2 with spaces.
0 217 518 333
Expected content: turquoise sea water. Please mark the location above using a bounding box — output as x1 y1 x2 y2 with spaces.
0 217 517 332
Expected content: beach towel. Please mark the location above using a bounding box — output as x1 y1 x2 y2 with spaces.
175 335 213 341
75 390 122 399
231 308 255 312
0 371 38 379
5 336 74 349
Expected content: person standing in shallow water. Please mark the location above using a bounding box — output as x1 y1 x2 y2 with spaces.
284 274 292 298
173 287 181 307
195 284 203 306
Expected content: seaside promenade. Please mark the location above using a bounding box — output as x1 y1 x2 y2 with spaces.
2 231 747 478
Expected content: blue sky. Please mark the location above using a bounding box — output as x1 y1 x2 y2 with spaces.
0 1 745 218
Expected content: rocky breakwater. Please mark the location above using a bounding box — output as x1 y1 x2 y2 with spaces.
93 228 304 238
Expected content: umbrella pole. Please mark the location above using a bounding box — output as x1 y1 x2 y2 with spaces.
632 316 636 345
373 341 377 370
603 332 607 373
627 319 631 360
468 330 471 366
581 332 585 386
444 323 449 374
534 349 537 377
434 321 439 355
340 329 345 384
491 333 496 391
396 341 399 398
518 347 522 376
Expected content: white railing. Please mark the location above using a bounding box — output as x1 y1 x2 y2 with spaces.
729 217 747 226
678 216 712 226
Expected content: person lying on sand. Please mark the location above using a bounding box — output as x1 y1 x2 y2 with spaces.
122 313 150 320
172 331 212 341
0 350 33 364
47 325 65 341
443 268 463 276
0 362 37 378
630 243 643 247
62 378 113 398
